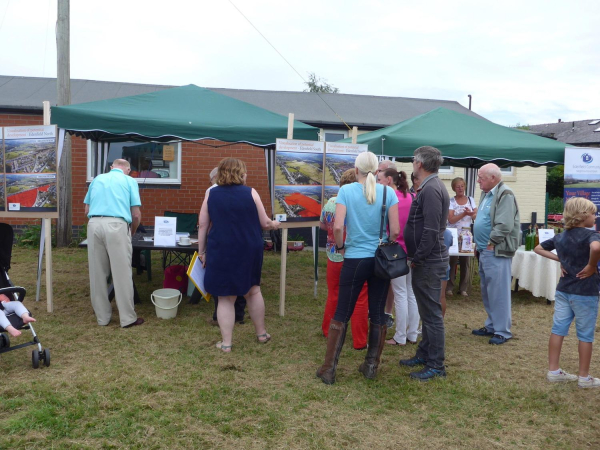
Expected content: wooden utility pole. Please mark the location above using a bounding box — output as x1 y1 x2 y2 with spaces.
56 0 72 246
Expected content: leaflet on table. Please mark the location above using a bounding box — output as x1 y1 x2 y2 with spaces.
186 252 212 302
448 228 459 254
538 229 555 245
154 216 177 246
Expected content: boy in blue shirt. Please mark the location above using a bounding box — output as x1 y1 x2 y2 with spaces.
535 197 600 388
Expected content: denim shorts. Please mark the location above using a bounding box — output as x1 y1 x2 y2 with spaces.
442 265 450 282
552 290 599 342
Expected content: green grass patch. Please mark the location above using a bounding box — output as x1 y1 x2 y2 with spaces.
0 248 599 448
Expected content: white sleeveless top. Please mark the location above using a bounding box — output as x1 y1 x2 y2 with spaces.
447 196 476 230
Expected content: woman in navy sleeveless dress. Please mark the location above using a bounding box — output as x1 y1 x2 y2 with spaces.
197 158 280 353
205 184 263 296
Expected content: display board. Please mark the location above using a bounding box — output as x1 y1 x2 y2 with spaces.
564 147 600 223
273 139 368 223
1 125 59 218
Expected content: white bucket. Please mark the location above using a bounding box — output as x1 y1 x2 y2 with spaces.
151 288 182 320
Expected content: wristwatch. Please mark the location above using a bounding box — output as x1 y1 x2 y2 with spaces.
335 243 345 251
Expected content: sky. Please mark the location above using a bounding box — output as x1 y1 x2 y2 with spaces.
1 0 598 126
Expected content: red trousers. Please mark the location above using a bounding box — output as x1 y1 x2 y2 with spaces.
322 259 369 349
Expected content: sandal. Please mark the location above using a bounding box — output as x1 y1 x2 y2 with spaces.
385 338 406 346
215 341 232 353
257 333 271 344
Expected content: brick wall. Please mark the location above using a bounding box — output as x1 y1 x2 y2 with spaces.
1 113 273 229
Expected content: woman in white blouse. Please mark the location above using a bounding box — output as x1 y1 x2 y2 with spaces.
446 177 477 297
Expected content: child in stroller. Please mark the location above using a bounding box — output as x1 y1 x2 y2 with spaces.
0 223 50 368
0 293 36 337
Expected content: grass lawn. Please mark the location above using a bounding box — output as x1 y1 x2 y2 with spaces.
1 248 599 448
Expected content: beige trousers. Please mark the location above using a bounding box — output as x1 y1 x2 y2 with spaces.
87 217 137 327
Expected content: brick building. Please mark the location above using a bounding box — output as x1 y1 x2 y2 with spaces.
1 75 548 234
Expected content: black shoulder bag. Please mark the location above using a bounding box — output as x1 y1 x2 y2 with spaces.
373 187 410 279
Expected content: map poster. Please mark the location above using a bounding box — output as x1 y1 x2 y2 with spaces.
2 125 58 213
564 147 600 230
274 139 325 223
323 142 368 202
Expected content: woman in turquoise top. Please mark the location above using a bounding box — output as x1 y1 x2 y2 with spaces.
317 151 399 384
319 169 368 350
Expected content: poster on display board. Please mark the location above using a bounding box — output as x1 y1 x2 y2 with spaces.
564 147 600 230
1 125 58 216
274 139 325 223
323 141 368 202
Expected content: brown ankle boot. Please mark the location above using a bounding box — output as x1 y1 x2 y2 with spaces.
358 321 387 379
316 320 347 385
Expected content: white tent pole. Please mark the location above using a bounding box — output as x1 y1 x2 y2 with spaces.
36 221 45 303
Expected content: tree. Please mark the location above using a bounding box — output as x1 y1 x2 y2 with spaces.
303 72 339 94
546 165 564 198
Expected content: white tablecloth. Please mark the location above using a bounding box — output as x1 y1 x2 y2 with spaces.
511 246 561 301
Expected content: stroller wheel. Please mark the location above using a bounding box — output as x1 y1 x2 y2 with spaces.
0 333 10 349
32 350 40 369
43 348 51 367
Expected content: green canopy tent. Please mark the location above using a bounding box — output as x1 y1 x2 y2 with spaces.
51 84 322 293
341 107 566 167
340 107 567 204
51 83 319 219
51 84 318 145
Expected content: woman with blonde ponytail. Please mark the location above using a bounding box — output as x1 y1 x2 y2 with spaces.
317 152 400 384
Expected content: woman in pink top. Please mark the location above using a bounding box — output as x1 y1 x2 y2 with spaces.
377 168 420 346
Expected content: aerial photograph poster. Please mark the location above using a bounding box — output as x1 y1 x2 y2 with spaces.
4 125 57 174
5 173 57 212
273 185 323 222
274 139 325 222
323 142 368 195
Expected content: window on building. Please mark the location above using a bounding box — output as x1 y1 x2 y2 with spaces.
322 129 348 142
500 167 514 176
87 141 182 184
439 166 454 174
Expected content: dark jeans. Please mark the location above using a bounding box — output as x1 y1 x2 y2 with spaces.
412 262 447 370
333 257 390 326
213 296 246 322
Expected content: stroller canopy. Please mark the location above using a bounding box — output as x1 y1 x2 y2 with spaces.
0 223 14 271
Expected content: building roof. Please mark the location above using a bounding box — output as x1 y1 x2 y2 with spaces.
0 75 483 129
529 119 600 145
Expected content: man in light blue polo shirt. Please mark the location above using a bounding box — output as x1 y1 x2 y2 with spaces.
84 159 143 328
472 164 520 345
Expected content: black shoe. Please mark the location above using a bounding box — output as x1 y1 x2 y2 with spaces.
123 318 144 328
409 366 447 381
236 320 245 325
489 334 510 345
385 313 394 329
399 356 427 367
472 327 494 337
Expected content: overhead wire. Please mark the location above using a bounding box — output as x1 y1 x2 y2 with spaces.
0 0 11 36
226 0 351 132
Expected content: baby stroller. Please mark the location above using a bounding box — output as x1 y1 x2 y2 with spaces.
0 223 50 368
